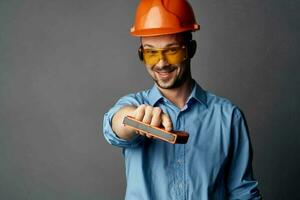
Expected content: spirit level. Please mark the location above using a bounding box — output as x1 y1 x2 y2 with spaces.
123 116 189 144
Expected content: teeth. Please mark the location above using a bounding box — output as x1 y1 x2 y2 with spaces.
156 69 173 73
154 67 174 71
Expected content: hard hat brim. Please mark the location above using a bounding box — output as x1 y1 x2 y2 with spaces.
130 25 200 37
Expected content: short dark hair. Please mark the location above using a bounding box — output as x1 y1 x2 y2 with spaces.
176 31 193 45
181 31 193 43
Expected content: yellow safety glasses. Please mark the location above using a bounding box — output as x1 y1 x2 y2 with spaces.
139 46 187 65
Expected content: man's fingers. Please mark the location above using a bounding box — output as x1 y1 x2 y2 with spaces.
146 133 153 139
136 130 146 136
150 107 162 127
136 130 152 138
132 105 172 138
134 104 146 121
162 113 173 131
142 105 153 124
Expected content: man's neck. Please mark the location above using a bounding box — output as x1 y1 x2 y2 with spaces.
157 78 194 110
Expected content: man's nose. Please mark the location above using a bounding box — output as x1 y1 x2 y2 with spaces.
156 53 168 67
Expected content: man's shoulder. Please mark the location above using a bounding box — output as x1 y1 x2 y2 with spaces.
200 90 246 123
122 88 151 99
205 90 238 112
116 88 152 105
192 81 237 111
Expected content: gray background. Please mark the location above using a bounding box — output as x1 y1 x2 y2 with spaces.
0 0 299 199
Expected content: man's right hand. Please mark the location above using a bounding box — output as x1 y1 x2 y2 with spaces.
130 104 173 138
112 105 173 141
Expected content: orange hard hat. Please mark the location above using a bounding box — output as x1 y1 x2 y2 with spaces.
130 0 200 37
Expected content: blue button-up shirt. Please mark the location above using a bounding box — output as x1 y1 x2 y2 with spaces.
103 81 261 200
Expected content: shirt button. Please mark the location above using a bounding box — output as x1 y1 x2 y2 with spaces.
178 183 183 189
177 159 183 164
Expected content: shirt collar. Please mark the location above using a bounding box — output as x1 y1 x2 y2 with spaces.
148 80 207 107
148 84 164 106
187 80 207 107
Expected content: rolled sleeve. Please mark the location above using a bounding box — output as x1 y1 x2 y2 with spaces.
227 108 262 199
103 93 144 148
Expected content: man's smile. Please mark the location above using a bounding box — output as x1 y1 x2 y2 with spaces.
154 67 176 79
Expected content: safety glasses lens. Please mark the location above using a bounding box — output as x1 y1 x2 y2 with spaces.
142 47 186 65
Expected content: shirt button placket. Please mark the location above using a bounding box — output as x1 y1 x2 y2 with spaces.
175 112 185 200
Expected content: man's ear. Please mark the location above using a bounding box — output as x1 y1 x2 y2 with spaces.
138 46 143 61
188 40 197 59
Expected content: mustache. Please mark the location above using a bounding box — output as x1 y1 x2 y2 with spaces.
153 65 176 73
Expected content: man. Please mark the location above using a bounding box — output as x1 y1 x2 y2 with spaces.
103 0 261 199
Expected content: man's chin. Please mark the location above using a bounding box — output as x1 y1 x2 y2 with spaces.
156 79 177 89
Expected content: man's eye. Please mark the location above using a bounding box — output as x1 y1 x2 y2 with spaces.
165 48 178 54
145 50 158 54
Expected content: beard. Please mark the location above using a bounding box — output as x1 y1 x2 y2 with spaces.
151 64 190 89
